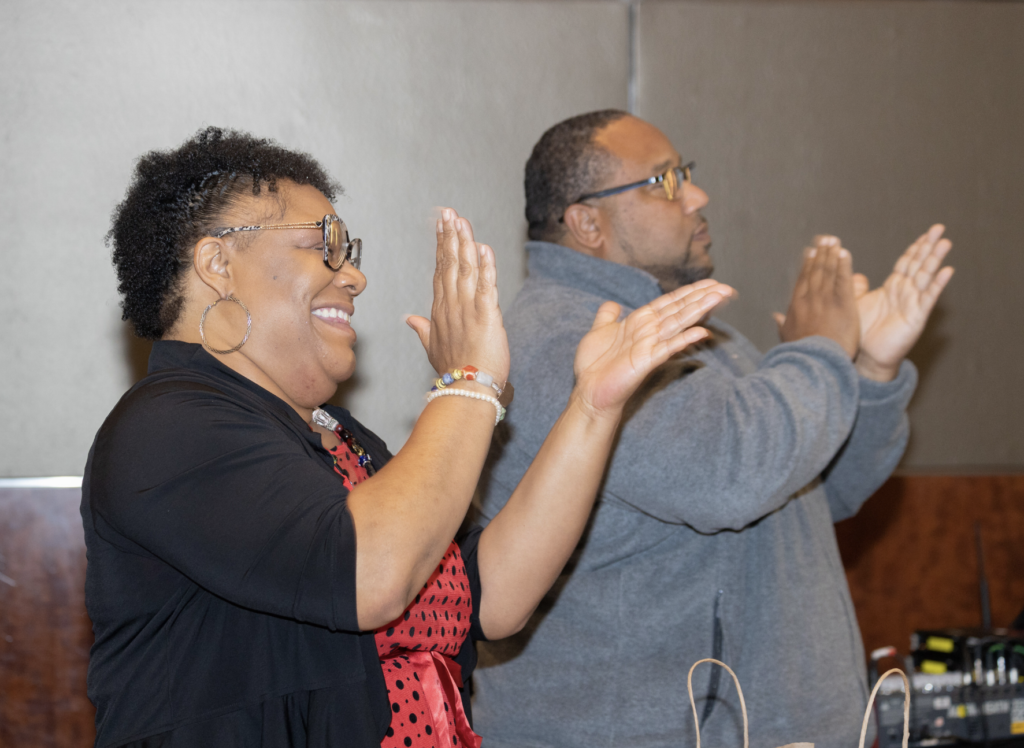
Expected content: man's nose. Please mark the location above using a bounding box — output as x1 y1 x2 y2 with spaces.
682 182 709 214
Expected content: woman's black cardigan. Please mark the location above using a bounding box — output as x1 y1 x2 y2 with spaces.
81 341 484 748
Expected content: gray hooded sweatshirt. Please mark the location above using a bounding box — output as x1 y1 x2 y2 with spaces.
472 242 916 748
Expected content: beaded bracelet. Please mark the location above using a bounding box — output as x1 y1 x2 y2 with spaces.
426 387 506 426
433 365 504 399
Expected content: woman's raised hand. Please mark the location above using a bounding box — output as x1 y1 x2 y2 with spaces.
572 279 734 416
406 208 510 382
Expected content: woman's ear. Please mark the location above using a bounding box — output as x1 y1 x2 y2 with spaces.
193 236 233 297
561 203 604 255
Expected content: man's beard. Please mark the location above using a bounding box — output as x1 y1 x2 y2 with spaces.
621 236 714 292
647 260 714 292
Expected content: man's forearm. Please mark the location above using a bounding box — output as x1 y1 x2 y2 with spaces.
601 336 862 532
822 360 917 521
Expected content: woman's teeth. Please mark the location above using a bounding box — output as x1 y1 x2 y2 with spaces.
312 308 351 323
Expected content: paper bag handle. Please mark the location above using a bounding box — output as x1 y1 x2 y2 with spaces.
687 658 749 748
858 668 910 748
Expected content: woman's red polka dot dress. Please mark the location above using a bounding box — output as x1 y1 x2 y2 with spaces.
328 441 481 748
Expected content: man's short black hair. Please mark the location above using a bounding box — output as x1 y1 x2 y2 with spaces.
524 109 630 242
108 126 340 340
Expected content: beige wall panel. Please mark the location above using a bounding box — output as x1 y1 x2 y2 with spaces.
0 0 628 477
636 1 1024 470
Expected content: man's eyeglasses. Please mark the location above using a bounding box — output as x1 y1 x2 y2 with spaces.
575 161 695 204
212 214 362 271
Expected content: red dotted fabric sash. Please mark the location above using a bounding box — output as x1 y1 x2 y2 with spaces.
326 441 481 748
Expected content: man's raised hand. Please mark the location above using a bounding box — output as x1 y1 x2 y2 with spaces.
852 224 954 381
774 236 860 359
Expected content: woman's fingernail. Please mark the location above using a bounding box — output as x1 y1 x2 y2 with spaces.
437 219 443 233
809 248 817 257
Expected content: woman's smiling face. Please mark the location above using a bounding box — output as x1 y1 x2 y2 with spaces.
218 180 367 411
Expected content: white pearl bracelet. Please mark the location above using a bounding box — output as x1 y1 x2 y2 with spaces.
426 387 506 425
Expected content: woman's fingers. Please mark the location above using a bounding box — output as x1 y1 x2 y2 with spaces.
437 208 489 312
657 290 727 340
423 208 510 378
405 314 432 353
648 292 727 362
434 208 463 305
659 325 711 359
455 217 480 298
436 208 463 300
646 278 719 314
432 217 446 302
476 242 498 302
653 282 734 321
621 287 727 367
439 209 460 265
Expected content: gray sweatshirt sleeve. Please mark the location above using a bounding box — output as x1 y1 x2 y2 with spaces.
599 335 861 532
821 360 917 522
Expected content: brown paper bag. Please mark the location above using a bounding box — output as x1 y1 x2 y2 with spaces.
687 659 911 748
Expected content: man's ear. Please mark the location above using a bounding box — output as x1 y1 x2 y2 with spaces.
193 236 234 297
561 203 604 255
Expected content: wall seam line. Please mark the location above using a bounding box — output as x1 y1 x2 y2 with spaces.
628 0 639 114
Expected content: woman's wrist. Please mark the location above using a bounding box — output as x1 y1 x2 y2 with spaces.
425 386 505 425
566 386 624 428
432 364 511 405
447 379 495 395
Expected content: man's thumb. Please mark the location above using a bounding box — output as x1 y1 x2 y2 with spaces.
852 273 870 299
772 312 786 337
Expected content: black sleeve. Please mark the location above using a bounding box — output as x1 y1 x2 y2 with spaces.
456 522 486 644
453 521 484 725
89 378 361 633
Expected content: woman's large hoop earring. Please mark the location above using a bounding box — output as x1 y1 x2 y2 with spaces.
199 295 252 355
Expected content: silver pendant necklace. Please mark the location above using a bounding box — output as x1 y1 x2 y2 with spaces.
312 408 375 475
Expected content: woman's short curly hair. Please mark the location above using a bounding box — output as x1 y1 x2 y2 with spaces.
108 126 341 339
524 109 629 242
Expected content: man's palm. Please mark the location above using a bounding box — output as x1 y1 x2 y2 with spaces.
856 225 954 372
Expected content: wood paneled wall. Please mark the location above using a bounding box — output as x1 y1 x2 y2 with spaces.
2 477 1021 745
836 475 1024 656
0 488 95 746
